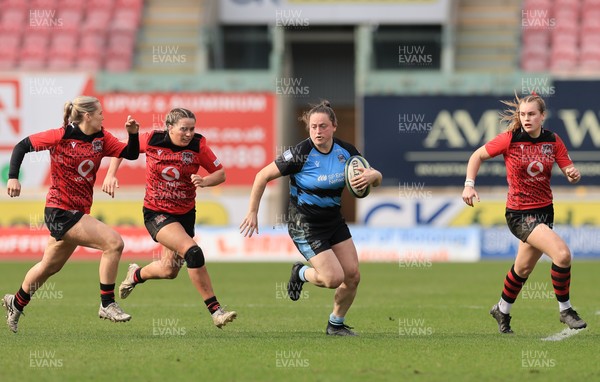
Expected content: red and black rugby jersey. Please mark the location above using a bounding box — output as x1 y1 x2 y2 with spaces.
140 130 222 214
29 124 129 213
485 129 572 210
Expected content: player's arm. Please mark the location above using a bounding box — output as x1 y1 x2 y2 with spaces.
102 157 125 198
462 145 492 207
353 167 382 190
191 168 225 188
555 135 580 184
119 115 140 160
103 119 144 198
7 137 34 198
560 165 581 184
240 162 282 237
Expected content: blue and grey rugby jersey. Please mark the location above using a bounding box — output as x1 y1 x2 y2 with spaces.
275 138 361 220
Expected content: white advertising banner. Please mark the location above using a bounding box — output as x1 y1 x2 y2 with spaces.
196 226 480 262
356 194 466 227
219 0 451 24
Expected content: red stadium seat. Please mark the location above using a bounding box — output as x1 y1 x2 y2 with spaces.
522 29 550 45
0 32 21 51
57 0 86 9
116 0 143 10
583 0 600 11
75 56 103 71
21 32 50 57
555 0 581 8
1 8 28 32
0 56 17 70
30 0 59 8
1 0 28 9
57 8 84 31
82 8 113 32
79 32 107 59
580 33 600 55
550 49 578 71
522 55 549 72
108 32 136 51
523 0 553 9
551 30 578 47
19 55 47 70
49 34 78 60
111 8 141 32
105 55 133 72
88 0 116 9
47 56 74 70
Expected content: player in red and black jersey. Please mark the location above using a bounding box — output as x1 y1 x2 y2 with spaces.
102 108 237 328
462 93 586 333
2 96 140 333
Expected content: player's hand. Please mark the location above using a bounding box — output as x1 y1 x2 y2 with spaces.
462 186 479 207
125 115 139 134
7 179 21 198
191 174 206 188
102 175 119 198
350 167 370 191
566 167 581 184
240 213 259 237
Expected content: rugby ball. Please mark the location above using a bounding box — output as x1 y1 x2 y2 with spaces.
344 155 371 198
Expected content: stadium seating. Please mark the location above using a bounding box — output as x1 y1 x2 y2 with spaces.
0 0 141 72
521 0 600 73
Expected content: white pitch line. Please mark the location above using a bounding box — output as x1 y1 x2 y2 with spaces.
541 328 585 342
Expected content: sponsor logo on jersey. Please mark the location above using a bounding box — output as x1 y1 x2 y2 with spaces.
78 160 94 178
213 159 221 167
527 161 544 177
161 166 180 181
283 149 293 162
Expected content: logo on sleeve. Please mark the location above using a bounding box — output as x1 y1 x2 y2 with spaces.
283 149 293 162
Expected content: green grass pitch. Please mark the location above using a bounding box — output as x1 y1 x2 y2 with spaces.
1 261 599 381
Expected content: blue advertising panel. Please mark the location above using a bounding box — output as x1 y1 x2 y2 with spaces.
481 226 600 259
364 81 600 187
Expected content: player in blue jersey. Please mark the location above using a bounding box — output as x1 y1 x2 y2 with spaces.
240 100 382 336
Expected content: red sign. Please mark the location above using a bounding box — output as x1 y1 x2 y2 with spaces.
90 88 276 186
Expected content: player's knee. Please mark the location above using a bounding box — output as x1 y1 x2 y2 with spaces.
184 245 205 269
554 246 572 268
106 232 125 254
322 273 344 289
345 269 360 288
